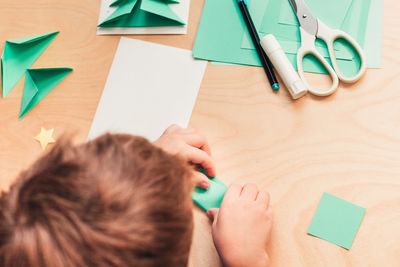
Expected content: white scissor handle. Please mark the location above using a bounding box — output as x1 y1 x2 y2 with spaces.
316 20 367 83
297 27 339 96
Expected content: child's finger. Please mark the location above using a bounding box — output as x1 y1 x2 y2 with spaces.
206 208 219 222
181 133 212 156
266 206 273 221
182 127 197 133
164 124 182 134
192 170 210 189
184 146 216 177
224 183 242 199
240 183 259 201
255 191 270 209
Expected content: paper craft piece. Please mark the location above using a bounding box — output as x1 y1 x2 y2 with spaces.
34 127 56 150
192 169 227 211
88 38 207 142
1 32 59 98
97 0 190 35
19 68 73 119
98 0 184 27
308 192 366 250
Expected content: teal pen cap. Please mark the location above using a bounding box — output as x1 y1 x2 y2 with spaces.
272 83 279 90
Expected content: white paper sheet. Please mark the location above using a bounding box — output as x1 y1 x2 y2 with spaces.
88 37 207 142
97 0 190 35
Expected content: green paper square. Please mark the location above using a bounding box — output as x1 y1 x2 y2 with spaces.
192 169 227 211
307 193 366 250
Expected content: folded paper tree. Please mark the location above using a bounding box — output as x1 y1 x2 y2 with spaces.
192 169 228 211
20 68 73 119
1 32 59 98
98 0 185 27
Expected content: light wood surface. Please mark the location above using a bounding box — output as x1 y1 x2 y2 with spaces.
0 0 399 266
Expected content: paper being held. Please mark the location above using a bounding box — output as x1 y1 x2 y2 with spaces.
88 38 207 142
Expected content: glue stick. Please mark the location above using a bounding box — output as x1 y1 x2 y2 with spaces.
261 34 308 99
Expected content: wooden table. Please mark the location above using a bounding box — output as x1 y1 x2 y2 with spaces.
0 0 399 266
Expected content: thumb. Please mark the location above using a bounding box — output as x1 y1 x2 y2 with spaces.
206 208 219 222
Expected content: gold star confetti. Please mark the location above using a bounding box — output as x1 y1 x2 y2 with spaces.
34 128 55 150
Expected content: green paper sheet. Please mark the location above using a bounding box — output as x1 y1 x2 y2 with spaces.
363 0 382 67
192 169 227 211
1 32 59 98
307 192 366 250
98 0 184 27
240 0 356 61
19 68 73 119
193 0 261 67
194 0 382 75
192 0 355 74
256 0 372 75
339 0 371 48
246 0 374 72
259 0 371 48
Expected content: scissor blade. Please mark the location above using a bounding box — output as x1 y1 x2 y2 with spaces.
288 0 318 36
289 0 297 13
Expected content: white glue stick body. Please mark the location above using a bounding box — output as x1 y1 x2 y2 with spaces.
261 34 308 99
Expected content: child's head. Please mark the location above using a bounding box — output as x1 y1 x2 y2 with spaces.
0 134 194 267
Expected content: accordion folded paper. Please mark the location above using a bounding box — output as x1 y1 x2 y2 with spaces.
1 32 59 98
192 169 228 211
98 0 185 28
20 68 73 119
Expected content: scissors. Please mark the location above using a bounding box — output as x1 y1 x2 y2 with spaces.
289 0 367 96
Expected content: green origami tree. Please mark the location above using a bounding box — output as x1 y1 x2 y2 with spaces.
98 0 185 27
1 32 59 98
19 68 73 119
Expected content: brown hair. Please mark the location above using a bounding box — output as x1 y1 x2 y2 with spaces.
0 134 194 267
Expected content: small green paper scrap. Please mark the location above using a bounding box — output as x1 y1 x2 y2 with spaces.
98 0 184 28
1 32 59 98
19 68 73 119
307 192 366 250
192 168 228 211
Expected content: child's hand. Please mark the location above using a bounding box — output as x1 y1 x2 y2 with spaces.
207 183 273 267
154 125 216 189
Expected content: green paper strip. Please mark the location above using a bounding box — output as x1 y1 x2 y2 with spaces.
19 68 73 119
1 31 59 98
307 192 366 250
192 169 227 211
